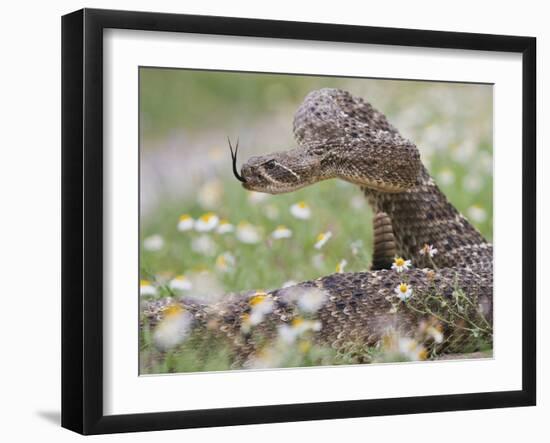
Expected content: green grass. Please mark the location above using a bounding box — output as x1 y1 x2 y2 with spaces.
141 180 375 293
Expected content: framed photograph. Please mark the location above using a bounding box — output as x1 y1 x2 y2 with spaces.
61 8 536 435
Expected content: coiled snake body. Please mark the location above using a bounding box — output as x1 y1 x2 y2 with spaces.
145 89 493 365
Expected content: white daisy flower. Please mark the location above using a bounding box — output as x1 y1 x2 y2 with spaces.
177 214 194 232
153 272 172 285
426 325 444 344
451 140 476 164
271 225 292 240
245 347 283 369
153 304 193 351
350 239 363 256
335 259 348 273
314 231 332 249
191 235 217 256
437 168 455 186
290 201 311 220
419 244 438 258
293 317 322 334
277 324 298 344
249 292 273 314
296 288 327 313
186 269 224 304
240 313 253 334
311 253 325 270
398 337 428 361
395 282 413 301
194 212 219 232
264 205 279 220
278 317 322 344
236 222 261 244
350 195 366 210
169 275 192 291
247 191 269 204
216 219 234 234
139 279 156 297
479 151 493 175
247 291 274 326
380 331 427 361
249 311 265 326
467 205 487 223
463 174 483 193
197 180 223 209
143 234 164 251
391 257 412 273
215 252 236 272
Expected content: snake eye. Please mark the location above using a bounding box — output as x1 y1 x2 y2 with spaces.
264 160 276 170
310 147 325 156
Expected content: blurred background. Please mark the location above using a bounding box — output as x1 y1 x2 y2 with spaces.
139 68 493 373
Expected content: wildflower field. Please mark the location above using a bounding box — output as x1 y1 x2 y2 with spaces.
139 69 493 374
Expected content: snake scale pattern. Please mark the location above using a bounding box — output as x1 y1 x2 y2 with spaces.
143 88 493 366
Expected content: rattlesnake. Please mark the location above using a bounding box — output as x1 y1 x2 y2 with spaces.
143 88 493 366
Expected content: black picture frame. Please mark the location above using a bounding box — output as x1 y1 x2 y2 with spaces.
61 8 536 435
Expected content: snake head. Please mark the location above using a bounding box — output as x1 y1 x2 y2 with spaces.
239 147 325 194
